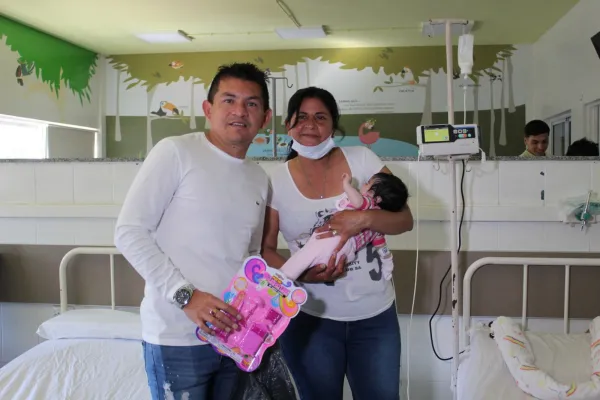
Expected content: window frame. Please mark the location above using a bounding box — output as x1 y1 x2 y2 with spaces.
545 111 571 156
585 99 600 144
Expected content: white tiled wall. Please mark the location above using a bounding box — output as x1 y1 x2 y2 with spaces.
1 159 600 251
0 302 592 400
1 160 599 399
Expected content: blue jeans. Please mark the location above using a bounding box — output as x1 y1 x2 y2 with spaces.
142 342 240 400
279 303 401 400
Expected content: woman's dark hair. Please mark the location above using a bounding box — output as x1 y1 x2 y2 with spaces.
566 138 599 156
369 172 409 212
285 87 344 161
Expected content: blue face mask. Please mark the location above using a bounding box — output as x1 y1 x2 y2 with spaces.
291 136 336 160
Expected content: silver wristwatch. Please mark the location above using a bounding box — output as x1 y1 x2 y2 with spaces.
173 284 195 309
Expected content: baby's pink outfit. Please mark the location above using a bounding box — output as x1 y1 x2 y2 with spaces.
279 232 358 281
279 193 394 281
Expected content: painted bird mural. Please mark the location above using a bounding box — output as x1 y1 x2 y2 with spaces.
358 118 380 148
168 61 184 69
15 58 35 86
151 101 180 117
400 67 408 79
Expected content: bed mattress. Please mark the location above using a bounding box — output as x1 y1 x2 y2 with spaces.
456 322 592 400
0 338 150 399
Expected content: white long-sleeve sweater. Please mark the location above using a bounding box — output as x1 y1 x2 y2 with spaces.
115 132 268 346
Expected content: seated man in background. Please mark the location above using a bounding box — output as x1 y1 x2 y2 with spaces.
566 138 599 156
520 119 549 157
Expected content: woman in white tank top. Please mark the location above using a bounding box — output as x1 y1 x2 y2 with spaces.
261 87 413 400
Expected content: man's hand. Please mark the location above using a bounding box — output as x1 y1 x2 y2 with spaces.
183 290 242 335
298 252 346 283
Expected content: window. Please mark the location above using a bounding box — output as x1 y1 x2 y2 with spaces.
0 115 48 159
546 112 571 156
585 99 600 144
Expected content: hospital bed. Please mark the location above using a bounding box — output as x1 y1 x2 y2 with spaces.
454 257 600 400
0 247 150 399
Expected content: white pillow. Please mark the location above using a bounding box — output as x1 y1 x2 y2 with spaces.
457 321 527 400
37 309 142 341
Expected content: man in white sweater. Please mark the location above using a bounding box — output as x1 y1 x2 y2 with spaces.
114 63 272 400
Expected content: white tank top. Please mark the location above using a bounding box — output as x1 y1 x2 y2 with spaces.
267 146 396 321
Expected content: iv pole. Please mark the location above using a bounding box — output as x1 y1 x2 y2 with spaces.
433 18 469 399
268 76 293 158
444 21 460 397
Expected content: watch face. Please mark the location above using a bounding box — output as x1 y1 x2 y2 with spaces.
175 288 191 305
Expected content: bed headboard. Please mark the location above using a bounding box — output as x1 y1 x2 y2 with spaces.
58 246 122 313
452 256 600 398
462 257 600 343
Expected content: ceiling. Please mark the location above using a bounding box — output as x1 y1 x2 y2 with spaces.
0 0 580 55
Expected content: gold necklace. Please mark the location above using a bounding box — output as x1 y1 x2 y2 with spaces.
298 153 331 199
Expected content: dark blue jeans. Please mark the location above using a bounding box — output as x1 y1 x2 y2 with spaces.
142 342 239 400
279 303 401 400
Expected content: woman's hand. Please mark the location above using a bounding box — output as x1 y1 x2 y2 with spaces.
298 252 347 283
313 210 369 253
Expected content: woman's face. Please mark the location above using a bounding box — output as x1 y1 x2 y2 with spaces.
287 97 334 147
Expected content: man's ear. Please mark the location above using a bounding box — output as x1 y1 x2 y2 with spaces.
261 109 273 130
202 100 212 123
375 196 382 204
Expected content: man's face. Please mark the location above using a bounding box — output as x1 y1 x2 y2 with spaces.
202 77 271 147
524 133 549 156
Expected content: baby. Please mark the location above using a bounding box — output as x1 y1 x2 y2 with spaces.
280 171 409 281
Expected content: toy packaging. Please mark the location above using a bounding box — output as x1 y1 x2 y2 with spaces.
196 256 308 372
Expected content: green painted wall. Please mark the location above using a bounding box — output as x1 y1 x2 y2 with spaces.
0 16 97 103
108 45 515 91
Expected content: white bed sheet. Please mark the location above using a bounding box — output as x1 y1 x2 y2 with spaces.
0 338 150 400
456 322 592 400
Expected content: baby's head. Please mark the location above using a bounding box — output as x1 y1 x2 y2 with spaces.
361 172 409 212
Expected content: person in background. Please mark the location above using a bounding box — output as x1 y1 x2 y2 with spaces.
261 86 413 400
114 63 272 400
520 119 550 157
566 138 599 156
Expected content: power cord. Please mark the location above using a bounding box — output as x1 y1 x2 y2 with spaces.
429 159 467 361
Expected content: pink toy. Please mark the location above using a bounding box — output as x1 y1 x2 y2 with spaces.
196 256 307 372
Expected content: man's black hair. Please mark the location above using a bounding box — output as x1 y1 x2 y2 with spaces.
369 172 409 212
207 63 270 112
566 138 599 156
524 119 550 137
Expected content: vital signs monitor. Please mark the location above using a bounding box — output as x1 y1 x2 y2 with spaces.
416 124 481 157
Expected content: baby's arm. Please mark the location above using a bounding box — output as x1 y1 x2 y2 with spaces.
342 173 365 209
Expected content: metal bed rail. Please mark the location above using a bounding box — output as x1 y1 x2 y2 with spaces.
59 246 122 313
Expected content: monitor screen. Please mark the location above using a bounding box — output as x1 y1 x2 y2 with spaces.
423 126 450 143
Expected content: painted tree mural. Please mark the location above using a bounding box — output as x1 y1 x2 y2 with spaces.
107 44 520 155
0 16 97 105
110 62 192 151
373 45 516 155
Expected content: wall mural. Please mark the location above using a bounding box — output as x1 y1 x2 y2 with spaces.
105 44 528 159
0 16 99 128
